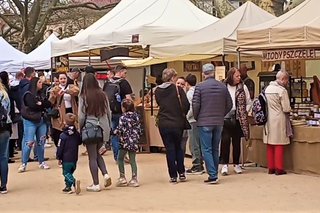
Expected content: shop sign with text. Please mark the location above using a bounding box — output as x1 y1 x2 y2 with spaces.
262 49 316 61
55 55 69 72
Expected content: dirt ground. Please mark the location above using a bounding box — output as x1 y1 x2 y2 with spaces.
2 145 320 213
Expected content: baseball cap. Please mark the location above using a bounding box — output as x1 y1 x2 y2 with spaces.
71 67 80 72
84 65 96 74
202 63 215 73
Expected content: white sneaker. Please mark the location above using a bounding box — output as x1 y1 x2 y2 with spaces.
39 162 50 170
221 165 228 176
18 164 26 173
86 184 101 192
44 143 52 148
59 165 62 168
116 177 128 187
103 174 112 188
234 165 243 174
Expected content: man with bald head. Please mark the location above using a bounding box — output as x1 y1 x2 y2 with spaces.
263 71 291 176
240 64 255 99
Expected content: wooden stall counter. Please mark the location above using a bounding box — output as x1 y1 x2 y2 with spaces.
248 125 320 175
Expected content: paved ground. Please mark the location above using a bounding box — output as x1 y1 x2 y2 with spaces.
2 145 320 213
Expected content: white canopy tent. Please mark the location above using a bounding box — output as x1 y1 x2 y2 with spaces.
0 34 59 72
51 0 219 57
150 2 275 59
237 0 320 51
0 37 26 65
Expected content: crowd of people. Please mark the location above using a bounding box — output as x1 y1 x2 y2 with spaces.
0 62 291 194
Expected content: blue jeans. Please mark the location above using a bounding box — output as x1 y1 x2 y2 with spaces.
111 113 121 161
22 118 47 164
188 122 203 169
159 127 185 178
20 119 37 159
198 126 223 179
0 131 10 187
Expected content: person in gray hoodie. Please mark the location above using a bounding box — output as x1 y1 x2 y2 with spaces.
185 74 204 175
192 63 232 184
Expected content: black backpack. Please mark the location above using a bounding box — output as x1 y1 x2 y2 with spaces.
0 96 8 132
103 79 123 114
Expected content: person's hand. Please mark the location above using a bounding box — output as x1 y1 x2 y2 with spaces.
58 90 65 96
36 101 42 105
58 160 62 165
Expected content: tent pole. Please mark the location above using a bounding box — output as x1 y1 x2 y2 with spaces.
237 51 241 69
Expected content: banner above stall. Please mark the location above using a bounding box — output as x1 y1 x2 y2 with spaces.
262 49 316 61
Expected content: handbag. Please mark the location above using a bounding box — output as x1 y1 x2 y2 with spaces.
20 92 42 123
81 107 104 144
224 109 236 126
176 86 191 130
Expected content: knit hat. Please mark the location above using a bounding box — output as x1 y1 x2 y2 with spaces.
65 113 76 126
202 63 215 73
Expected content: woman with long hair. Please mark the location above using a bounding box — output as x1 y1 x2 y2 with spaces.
18 77 52 173
0 81 12 193
79 73 112 192
220 68 251 175
49 72 79 152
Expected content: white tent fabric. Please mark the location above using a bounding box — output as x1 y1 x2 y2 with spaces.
0 34 59 72
0 37 26 65
150 2 275 59
51 0 218 57
237 0 320 51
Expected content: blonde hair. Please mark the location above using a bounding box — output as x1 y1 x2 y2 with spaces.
39 76 46 83
0 82 8 99
162 68 177 82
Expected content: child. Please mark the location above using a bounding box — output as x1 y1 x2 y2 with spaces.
114 99 142 187
56 113 82 194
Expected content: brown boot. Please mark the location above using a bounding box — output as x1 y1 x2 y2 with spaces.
268 169 275 174
275 169 287 175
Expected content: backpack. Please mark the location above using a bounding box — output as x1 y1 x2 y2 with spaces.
0 96 8 132
252 90 268 126
103 79 123 114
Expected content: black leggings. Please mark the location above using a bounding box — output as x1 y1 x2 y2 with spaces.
9 139 16 158
220 121 243 165
52 128 62 147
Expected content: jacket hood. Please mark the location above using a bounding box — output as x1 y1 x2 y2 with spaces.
124 112 140 124
156 83 175 98
19 79 29 89
63 125 76 136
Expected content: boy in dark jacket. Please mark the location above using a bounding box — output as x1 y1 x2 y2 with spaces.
56 113 81 194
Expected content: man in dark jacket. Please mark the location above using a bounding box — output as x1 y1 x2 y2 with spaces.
192 63 232 184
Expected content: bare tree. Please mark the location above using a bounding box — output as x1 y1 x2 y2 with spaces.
0 0 119 53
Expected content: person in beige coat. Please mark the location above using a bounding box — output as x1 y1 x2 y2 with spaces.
49 72 79 151
263 71 291 175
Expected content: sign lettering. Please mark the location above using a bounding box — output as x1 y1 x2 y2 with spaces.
262 49 316 61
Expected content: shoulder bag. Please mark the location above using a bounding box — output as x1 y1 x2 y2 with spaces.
176 86 191 130
20 92 42 123
81 103 104 144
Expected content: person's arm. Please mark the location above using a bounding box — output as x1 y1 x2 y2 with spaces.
186 89 194 120
56 137 66 160
192 85 201 121
3 96 10 120
280 89 291 113
244 85 252 112
225 88 233 116
24 93 44 111
65 85 79 97
179 86 190 115
246 79 255 99
48 86 59 104
114 116 124 135
78 96 86 130
121 80 133 100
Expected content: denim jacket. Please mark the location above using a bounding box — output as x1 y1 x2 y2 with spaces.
0 91 12 124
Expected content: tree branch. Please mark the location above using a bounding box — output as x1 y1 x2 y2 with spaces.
52 2 119 11
11 0 24 15
0 13 22 31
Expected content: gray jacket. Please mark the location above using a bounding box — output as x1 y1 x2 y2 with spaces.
78 96 112 142
192 76 232 126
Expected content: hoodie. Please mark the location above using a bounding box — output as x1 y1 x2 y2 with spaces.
56 125 81 162
114 111 142 152
17 79 30 110
155 83 190 129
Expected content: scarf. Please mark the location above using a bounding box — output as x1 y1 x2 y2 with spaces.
235 82 250 140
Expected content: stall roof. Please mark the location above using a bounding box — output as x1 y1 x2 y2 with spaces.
150 1 275 59
51 0 218 57
237 0 320 51
0 34 59 72
0 37 26 65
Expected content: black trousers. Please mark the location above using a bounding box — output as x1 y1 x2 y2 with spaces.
9 139 16 158
220 121 243 165
52 128 62 147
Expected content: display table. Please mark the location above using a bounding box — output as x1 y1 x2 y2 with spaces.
249 125 320 175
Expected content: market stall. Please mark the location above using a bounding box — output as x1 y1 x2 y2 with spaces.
237 0 320 175
0 37 26 66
